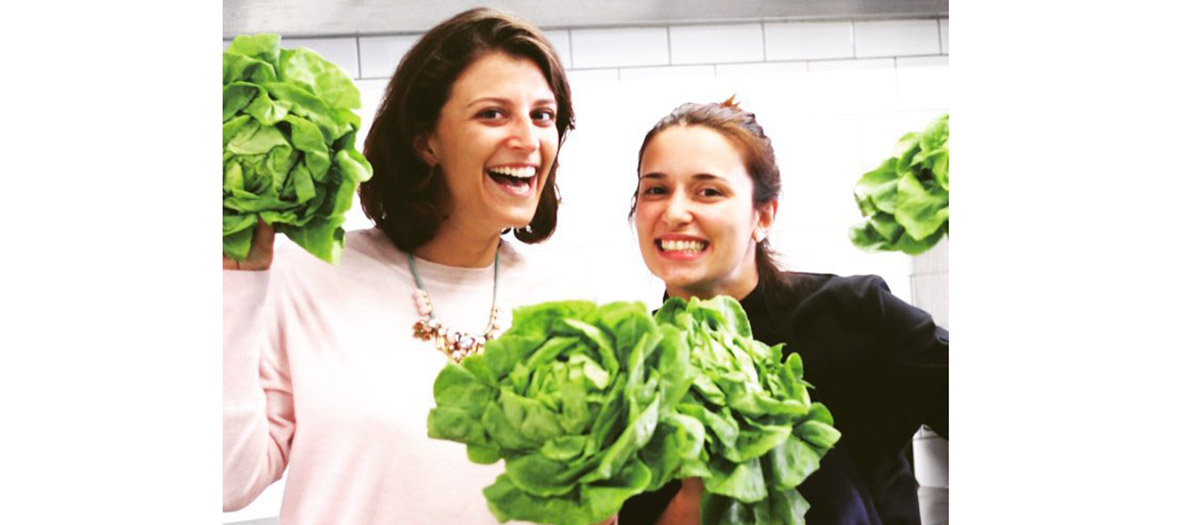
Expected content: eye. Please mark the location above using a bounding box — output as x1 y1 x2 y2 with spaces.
641 186 667 196
531 108 556 123
476 108 506 120
699 187 724 197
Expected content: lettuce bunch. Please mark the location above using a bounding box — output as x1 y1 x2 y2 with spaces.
851 113 949 255
429 297 838 525
222 34 372 264
655 297 840 525
428 301 696 525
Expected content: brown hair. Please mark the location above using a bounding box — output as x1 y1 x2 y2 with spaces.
630 96 790 300
360 7 575 252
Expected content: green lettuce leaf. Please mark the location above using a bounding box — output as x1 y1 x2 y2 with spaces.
222 33 372 264
429 301 683 525
850 113 949 255
430 297 839 525
648 296 840 525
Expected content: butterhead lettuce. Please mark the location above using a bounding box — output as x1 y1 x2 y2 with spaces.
222 34 372 264
655 296 839 525
429 297 838 525
428 301 698 525
850 113 949 255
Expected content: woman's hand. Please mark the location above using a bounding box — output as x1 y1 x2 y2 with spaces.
654 477 704 525
223 221 275 271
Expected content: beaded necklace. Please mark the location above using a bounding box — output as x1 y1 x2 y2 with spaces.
407 251 501 362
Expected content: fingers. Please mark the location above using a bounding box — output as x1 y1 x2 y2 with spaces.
242 220 275 270
223 253 241 270
223 220 276 271
255 220 275 248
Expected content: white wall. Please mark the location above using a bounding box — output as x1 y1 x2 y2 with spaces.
224 16 949 525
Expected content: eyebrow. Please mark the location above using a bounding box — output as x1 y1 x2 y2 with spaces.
639 172 724 181
466 96 558 109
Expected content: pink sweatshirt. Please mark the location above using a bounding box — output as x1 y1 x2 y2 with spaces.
223 228 592 524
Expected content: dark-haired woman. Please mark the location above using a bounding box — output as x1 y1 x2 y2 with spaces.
222 8 601 524
618 100 948 525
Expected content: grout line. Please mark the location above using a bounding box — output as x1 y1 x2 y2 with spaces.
893 57 900 108
354 36 363 80
665 25 672 65
850 20 858 59
939 19 947 55
562 31 573 69
761 21 768 62
568 30 576 69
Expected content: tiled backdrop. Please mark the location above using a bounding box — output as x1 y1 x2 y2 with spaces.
224 17 950 525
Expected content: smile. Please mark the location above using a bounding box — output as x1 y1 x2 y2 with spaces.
487 165 538 196
657 238 709 254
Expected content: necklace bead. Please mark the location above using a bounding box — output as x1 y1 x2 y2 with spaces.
406 251 500 363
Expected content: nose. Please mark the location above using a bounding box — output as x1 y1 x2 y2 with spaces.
661 191 692 228
507 114 538 152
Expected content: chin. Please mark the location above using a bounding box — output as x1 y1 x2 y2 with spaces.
657 270 703 291
497 212 537 231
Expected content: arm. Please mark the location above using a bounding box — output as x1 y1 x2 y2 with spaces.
869 276 949 440
222 223 297 511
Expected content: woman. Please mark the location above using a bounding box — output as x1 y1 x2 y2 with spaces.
619 100 949 525
223 8 601 524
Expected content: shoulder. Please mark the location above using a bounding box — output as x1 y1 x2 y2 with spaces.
780 271 890 305
270 227 403 292
771 271 916 329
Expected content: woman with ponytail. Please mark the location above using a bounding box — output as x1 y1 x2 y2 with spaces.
620 98 949 525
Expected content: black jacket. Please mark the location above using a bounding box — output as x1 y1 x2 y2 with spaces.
619 272 949 525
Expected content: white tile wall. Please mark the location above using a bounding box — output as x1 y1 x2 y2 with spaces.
352 78 391 149
939 18 950 54
914 432 949 487
805 58 900 114
280 37 360 79
544 30 572 70
897 56 950 111
714 62 809 113
854 110 947 174
853 19 942 58
716 61 808 78
669 23 764 65
765 21 854 61
567 68 620 85
570 27 669 68
770 226 914 297
911 272 949 328
618 64 715 82
357 35 419 79
224 17 949 523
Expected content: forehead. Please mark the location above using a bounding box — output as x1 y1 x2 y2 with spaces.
641 125 749 183
448 51 554 103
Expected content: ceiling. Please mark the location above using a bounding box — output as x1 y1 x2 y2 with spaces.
224 0 949 38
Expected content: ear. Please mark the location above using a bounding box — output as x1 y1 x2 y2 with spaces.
752 198 778 243
413 131 440 166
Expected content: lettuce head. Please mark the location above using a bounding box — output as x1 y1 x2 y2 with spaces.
222 33 372 264
655 296 841 525
428 300 699 525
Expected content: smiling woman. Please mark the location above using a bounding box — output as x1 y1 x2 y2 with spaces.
359 11 573 262
415 51 560 259
221 7 610 525
620 100 948 525
634 124 775 301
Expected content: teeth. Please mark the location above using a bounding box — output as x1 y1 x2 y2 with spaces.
660 239 705 252
487 166 537 179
